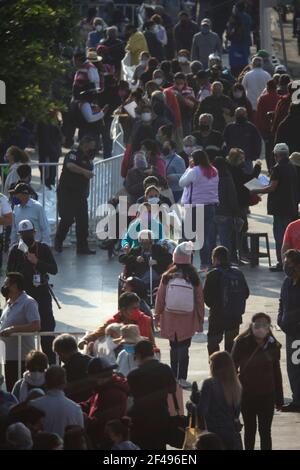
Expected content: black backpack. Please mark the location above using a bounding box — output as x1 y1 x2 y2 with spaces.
217 266 248 320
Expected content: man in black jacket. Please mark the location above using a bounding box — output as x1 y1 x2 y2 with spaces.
143 21 165 62
7 219 58 363
204 246 249 356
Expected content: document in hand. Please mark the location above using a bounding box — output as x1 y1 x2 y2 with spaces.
244 175 270 191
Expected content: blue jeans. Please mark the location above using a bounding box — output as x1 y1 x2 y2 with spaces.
273 215 294 264
169 337 191 380
214 215 234 257
200 204 217 268
286 335 300 407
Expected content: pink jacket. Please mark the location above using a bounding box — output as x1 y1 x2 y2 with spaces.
155 279 204 342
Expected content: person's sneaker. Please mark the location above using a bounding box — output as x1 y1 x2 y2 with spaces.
269 264 283 273
281 403 300 413
54 239 63 253
77 248 96 255
178 379 192 390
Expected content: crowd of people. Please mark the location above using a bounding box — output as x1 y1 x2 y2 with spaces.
0 0 300 452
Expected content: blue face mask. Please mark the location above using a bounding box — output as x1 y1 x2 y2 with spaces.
202 26 210 34
124 344 135 354
12 197 21 205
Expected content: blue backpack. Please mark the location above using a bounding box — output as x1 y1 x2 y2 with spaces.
217 266 248 320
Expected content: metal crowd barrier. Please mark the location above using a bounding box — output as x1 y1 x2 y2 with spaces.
0 332 86 382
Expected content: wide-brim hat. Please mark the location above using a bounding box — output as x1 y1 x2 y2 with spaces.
113 324 147 346
290 152 300 167
87 50 103 63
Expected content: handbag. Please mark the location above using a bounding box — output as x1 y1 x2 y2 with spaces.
182 406 206 450
167 387 188 449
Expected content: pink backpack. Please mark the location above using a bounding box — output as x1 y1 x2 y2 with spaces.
165 278 194 315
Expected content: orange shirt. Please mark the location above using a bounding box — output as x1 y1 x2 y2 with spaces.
283 220 300 250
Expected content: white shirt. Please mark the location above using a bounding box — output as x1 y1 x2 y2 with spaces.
4 163 20 196
242 68 272 110
11 198 51 247
85 60 100 89
0 193 12 235
32 389 84 438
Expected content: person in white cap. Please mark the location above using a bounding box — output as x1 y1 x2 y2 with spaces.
251 143 299 272
7 219 57 364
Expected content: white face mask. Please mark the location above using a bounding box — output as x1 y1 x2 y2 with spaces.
252 326 269 340
148 197 160 205
153 25 160 33
95 25 103 32
233 91 243 99
183 146 194 155
141 112 152 122
106 336 118 352
178 56 188 63
140 59 148 66
154 78 163 86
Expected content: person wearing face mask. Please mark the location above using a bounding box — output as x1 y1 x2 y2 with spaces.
223 107 262 174
125 24 149 67
166 73 196 137
142 21 165 62
152 69 166 89
192 113 224 161
230 84 253 123
151 90 175 133
196 70 212 103
12 350 48 402
226 1 252 77
7 219 57 364
278 249 300 413
195 81 236 134
174 11 199 53
132 51 150 84
87 18 105 49
150 14 168 48
177 50 191 75
54 136 97 254
0 272 41 391
191 19 222 70
179 135 196 168
161 140 186 203
139 57 159 88
232 313 284 450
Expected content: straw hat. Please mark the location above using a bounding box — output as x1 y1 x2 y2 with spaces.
114 324 146 345
87 50 102 63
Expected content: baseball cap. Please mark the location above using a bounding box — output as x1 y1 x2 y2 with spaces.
275 64 287 73
18 219 34 232
9 182 31 195
256 49 270 58
273 143 289 154
201 18 211 26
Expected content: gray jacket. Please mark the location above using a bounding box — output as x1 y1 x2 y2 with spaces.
191 31 222 69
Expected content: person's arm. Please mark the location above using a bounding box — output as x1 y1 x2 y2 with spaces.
203 271 219 308
194 283 204 331
277 284 284 328
215 34 222 59
273 348 284 409
0 197 13 227
281 224 293 260
251 125 262 159
78 319 111 348
10 210 18 247
87 67 100 89
179 167 196 188
0 320 41 336
81 102 104 123
66 162 94 179
198 379 211 417
167 158 186 186
191 36 198 61
154 280 167 324
33 245 58 275
252 179 278 195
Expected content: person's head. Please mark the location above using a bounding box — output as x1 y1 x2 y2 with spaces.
64 426 89 450
160 60 172 77
192 149 211 168
73 49 86 68
208 53 222 69
213 157 230 178
6 423 33 450
143 20 156 32
162 139 176 158
106 25 118 40
152 69 165 87
147 57 159 72
174 72 186 91
9 182 31 206
209 351 242 407
17 219 35 247
212 246 230 267
178 11 190 26
5 146 29 166
226 148 245 167
178 49 190 65
201 18 211 34
79 135 97 159
157 124 173 145
105 417 132 444
134 340 154 365
273 142 289 163
93 17 105 32
265 79 277 94
87 357 117 388
272 73 281 86
289 152 300 168
8 404 45 436
173 241 193 265
105 323 122 340
145 80 160 98
2 272 24 300
25 350 48 373
190 61 203 75
32 432 63 450
211 81 223 97
125 24 137 39
143 175 159 191
151 90 166 116
133 151 148 170
232 83 246 100
137 228 155 250
278 74 291 92
250 313 272 341
210 64 222 80
16 164 32 183
199 113 213 134
283 249 300 280
235 106 248 123
118 80 130 100
141 139 159 162
196 432 225 450
252 56 263 69
197 70 210 87
124 277 148 301
53 334 79 363
45 366 66 391
145 185 160 204
183 135 196 156
151 13 163 26
118 292 140 320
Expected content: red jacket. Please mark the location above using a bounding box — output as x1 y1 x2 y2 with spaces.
80 374 129 445
256 90 280 137
271 94 292 138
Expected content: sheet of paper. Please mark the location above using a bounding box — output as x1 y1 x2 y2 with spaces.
124 101 137 118
244 178 268 191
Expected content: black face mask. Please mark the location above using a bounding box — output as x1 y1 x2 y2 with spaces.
1 285 10 299
22 235 34 247
200 124 210 132
162 147 171 156
236 116 247 124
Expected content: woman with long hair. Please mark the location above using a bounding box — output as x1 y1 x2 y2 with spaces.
180 149 219 271
195 351 243 450
155 242 204 389
4 146 30 196
232 313 284 450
